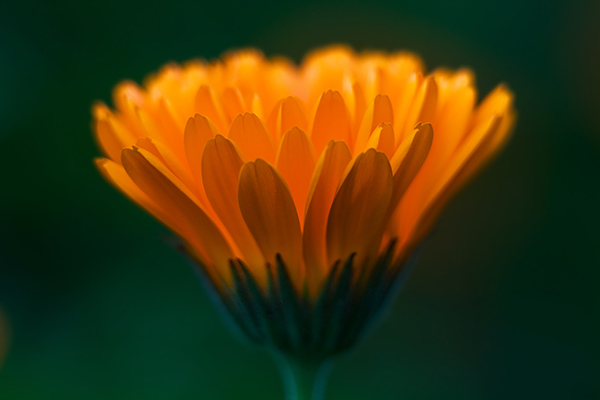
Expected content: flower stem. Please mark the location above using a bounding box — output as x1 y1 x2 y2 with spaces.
276 354 332 400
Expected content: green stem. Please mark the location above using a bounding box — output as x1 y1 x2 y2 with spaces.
276 354 332 400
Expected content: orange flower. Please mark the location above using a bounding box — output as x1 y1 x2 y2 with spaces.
94 46 514 359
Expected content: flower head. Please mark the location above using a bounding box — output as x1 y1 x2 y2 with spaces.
94 46 514 359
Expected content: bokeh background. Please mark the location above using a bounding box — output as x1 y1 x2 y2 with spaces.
1 0 599 399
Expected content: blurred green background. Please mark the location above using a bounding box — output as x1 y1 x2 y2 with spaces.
1 0 599 398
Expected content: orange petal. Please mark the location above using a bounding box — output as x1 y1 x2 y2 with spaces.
135 137 200 205
326 149 393 267
310 90 353 154
201 135 265 277
387 123 433 216
405 116 503 244
452 110 515 191
350 82 367 139
401 76 438 140
184 114 219 181
303 141 352 290
364 123 396 159
122 148 234 282
393 73 420 144
183 114 220 213
238 159 303 286
277 96 309 142
275 127 317 225
432 86 476 165
354 94 394 153
95 158 178 233
94 105 137 163
228 113 276 163
133 146 203 208
474 84 513 126
194 85 227 134
222 87 247 125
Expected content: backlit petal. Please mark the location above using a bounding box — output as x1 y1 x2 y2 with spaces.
303 141 352 289
310 90 353 154
228 113 276 163
275 127 317 226
238 159 303 286
201 136 266 280
122 148 234 283
354 94 394 153
326 149 393 266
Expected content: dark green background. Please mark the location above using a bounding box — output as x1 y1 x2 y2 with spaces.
1 0 598 398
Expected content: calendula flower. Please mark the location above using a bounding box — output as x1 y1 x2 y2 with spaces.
94 46 514 399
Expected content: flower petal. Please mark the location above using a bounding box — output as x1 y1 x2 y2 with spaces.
364 123 396 159
326 149 393 267
228 113 276 163
275 127 317 226
202 135 266 277
122 148 234 283
387 123 433 216
184 114 220 206
194 85 227 134
399 75 437 143
135 137 200 205
310 90 353 154
303 141 352 290
93 105 137 163
222 87 247 125
354 94 394 154
238 159 303 285
401 116 503 245
95 158 177 232
277 96 309 142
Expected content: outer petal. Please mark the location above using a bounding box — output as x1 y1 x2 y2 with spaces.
135 137 200 205
326 149 393 267
388 123 434 215
95 158 178 234
202 135 266 279
303 141 352 291
275 127 317 225
122 148 234 283
93 105 137 163
238 159 303 286
402 116 503 245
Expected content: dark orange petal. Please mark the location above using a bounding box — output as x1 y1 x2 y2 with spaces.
202 135 266 277
238 159 303 286
122 148 234 283
326 149 393 267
